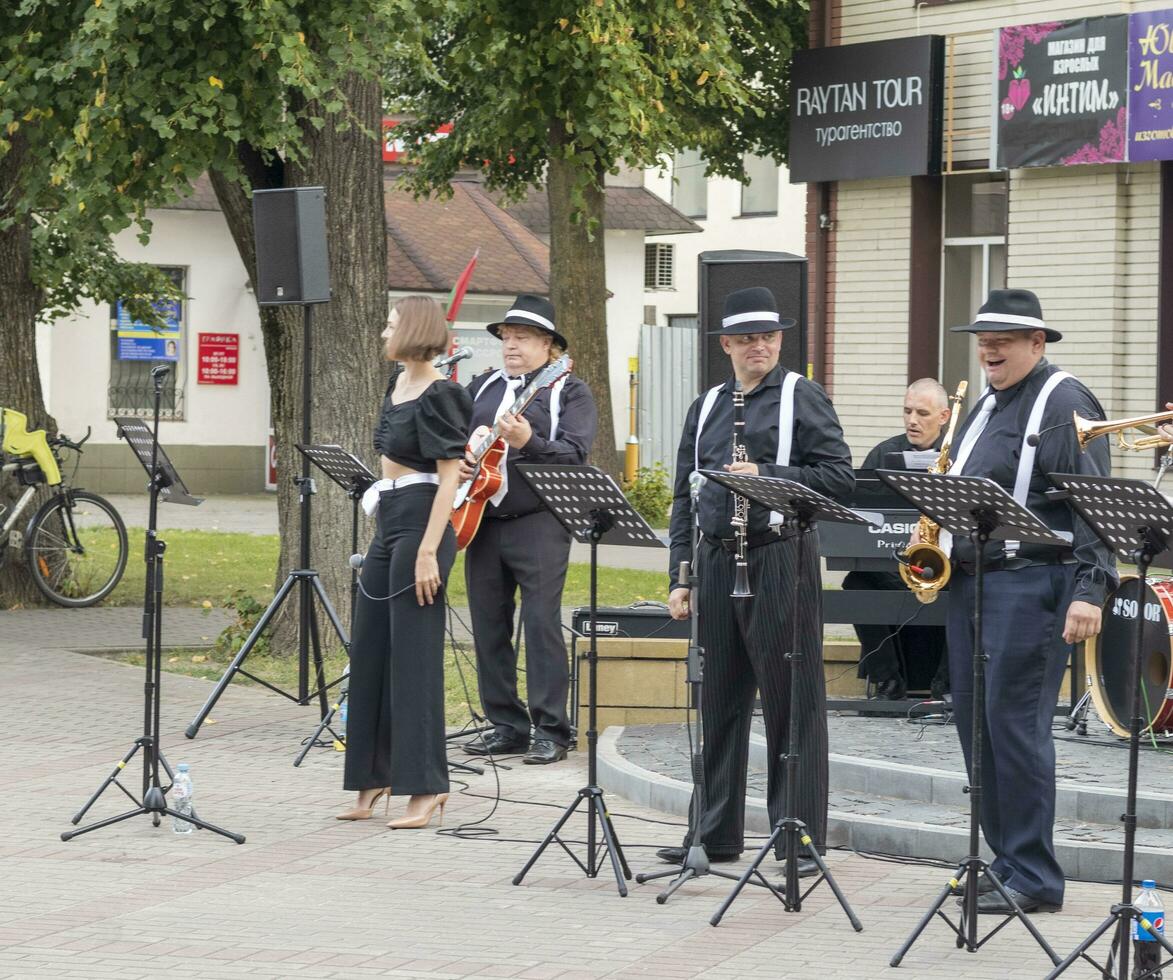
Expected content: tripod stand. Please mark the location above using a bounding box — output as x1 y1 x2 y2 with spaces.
696 471 865 929
62 369 243 844
511 465 663 897
1043 473 1173 980
881 470 1064 967
186 304 349 740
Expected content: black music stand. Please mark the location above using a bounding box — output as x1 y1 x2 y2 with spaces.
287 445 374 766
62 377 243 844
1043 474 1173 980
880 471 1064 967
694 472 864 930
511 464 663 897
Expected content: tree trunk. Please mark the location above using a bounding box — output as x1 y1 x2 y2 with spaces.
211 71 386 653
546 134 618 478
0 131 54 608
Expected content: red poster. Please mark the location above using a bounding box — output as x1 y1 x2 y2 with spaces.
197 332 239 385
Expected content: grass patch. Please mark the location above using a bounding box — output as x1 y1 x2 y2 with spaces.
98 529 667 609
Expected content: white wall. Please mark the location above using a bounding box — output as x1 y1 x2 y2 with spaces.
643 162 808 322
604 228 646 449
47 208 267 449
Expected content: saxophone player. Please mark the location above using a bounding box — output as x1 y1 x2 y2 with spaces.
657 286 854 878
844 380 951 700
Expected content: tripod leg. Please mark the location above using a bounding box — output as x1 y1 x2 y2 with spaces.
984 870 1061 964
61 806 148 841
709 824 784 926
591 793 629 897
293 701 338 767
185 574 299 737
310 574 351 651
890 864 965 967
1042 912 1119 979
802 840 863 932
513 793 586 886
306 596 330 718
70 741 143 824
163 807 245 845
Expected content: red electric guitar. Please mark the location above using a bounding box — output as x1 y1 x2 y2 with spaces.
451 355 572 549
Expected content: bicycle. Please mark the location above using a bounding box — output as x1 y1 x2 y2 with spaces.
1 407 129 607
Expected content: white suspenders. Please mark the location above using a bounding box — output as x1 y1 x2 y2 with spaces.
1004 370 1072 556
694 372 801 526
473 371 564 441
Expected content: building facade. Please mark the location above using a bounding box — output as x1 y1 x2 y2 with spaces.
803 0 1170 480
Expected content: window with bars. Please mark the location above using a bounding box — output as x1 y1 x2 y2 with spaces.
107 266 187 420
644 243 675 290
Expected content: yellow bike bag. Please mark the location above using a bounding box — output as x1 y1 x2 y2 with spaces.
1 408 62 486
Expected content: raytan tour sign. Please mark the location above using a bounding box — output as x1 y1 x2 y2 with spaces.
789 36 945 183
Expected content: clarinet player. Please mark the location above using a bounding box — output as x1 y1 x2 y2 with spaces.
655 287 854 878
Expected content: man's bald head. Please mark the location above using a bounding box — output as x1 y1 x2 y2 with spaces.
903 379 950 449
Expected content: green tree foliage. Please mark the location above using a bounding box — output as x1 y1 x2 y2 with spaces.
386 1 807 471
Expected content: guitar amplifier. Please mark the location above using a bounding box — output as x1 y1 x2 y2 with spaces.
570 602 689 640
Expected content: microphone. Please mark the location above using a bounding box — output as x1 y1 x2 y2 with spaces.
151 365 171 381
1026 420 1072 448
434 347 472 369
688 471 706 502
907 563 936 582
349 553 364 570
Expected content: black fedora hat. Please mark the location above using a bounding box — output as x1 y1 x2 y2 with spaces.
707 286 797 335
951 288 1062 342
487 294 568 349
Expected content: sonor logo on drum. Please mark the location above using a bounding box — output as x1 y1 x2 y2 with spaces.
1110 597 1161 622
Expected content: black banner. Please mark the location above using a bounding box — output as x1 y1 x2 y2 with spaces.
995 16 1129 168
788 36 944 183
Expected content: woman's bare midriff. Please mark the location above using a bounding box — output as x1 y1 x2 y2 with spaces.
381 456 425 480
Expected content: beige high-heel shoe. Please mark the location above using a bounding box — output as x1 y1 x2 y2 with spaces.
335 787 392 821
385 792 448 829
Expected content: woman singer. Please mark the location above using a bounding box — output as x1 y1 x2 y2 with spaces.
338 295 472 829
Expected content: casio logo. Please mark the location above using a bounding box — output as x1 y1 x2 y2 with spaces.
869 522 916 535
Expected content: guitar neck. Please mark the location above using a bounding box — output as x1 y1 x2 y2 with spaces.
471 386 543 463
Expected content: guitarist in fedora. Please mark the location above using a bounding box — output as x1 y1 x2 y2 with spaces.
459 294 598 765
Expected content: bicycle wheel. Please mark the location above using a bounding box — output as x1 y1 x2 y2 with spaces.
26 490 129 607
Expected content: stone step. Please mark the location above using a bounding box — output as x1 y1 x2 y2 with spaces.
601 727 1173 885
747 732 1173 831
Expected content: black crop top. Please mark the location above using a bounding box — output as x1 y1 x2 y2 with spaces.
372 374 472 473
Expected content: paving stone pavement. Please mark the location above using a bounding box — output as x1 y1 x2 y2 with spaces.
0 618 1154 979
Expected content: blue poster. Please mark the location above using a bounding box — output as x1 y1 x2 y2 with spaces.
115 298 182 361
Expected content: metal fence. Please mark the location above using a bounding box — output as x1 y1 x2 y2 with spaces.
636 319 697 476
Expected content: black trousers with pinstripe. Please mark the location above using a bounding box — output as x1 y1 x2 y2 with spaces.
687 531 829 858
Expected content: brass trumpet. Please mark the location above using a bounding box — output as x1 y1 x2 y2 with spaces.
1074 409 1173 452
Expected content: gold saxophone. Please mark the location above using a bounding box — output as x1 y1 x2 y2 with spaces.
898 380 967 604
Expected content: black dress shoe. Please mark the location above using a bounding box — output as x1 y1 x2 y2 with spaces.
462 731 530 756
655 846 740 865
773 856 821 880
874 677 907 700
522 739 568 765
976 886 1062 914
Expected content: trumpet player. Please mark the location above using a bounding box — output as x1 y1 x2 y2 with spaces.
944 288 1115 914
659 286 853 877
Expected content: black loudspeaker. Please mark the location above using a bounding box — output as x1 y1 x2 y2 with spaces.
253 187 331 306
698 250 808 391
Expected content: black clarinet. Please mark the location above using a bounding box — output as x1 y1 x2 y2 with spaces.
730 381 753 598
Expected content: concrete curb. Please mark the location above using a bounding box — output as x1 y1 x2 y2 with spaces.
749 732 1173 830
601 727 1173 884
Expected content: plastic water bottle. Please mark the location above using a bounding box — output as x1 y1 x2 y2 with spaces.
171 764 195 835
1132 879 1165 979
337 698 348 738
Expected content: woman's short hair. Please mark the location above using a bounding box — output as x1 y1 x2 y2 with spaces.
388 295 450 362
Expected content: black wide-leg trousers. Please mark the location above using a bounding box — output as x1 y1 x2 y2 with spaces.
465 511 572 746
689 532 829 858
344 485 454 796
947 563 1075 906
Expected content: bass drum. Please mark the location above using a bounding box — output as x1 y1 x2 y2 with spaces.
1087 576 1173 737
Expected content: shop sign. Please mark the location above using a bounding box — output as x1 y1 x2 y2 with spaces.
1128 9 1173 162
995 16 1129 168
196 332 239 385
788 36 944 183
